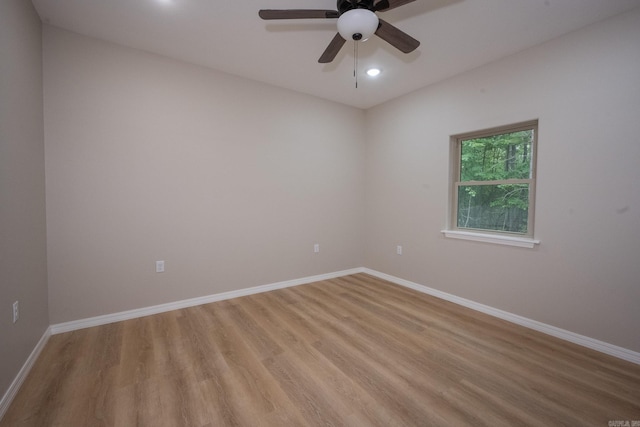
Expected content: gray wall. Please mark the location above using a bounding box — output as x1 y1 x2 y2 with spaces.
43 27 366 323
0 0 49 399
364 8 640 352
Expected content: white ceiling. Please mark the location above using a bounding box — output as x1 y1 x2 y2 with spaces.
32 0 640 109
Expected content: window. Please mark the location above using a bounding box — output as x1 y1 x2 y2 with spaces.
445 121 538 247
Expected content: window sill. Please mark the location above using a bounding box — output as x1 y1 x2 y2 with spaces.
441 230 540 248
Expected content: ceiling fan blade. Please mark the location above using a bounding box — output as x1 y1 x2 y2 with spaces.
374 0 417 12
259 9 339 20
318 33 346 63
375 18 420 53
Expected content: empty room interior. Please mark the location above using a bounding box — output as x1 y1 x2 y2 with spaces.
2 0 640 425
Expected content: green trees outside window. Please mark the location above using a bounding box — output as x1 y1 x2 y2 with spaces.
452 122 537 235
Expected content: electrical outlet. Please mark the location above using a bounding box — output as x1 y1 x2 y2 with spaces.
314 243 320 253
12 301 19 323
156 260 165 273
396 245 403 255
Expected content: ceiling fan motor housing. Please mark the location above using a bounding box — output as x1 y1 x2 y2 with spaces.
337 0 375 14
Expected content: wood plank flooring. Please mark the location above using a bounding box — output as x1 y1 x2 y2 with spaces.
2 273 640 426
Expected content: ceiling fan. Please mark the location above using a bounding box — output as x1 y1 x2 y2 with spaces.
259 0 420 63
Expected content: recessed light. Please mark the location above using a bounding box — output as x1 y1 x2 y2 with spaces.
366 68 381 77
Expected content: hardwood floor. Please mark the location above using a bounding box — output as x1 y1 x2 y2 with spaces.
3 273 639 426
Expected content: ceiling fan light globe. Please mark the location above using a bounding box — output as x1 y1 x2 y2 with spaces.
337 9 379 42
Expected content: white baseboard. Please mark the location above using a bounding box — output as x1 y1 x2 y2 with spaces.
50 266 640 364
0 326 51 421
363 268 640 365
50 268 365 335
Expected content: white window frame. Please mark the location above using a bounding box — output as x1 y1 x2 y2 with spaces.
442 120 540 248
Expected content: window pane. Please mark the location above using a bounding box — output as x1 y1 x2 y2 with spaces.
460 130 534 181
457 184 529 233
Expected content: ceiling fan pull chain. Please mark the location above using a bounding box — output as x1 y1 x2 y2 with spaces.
354 41 359 89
